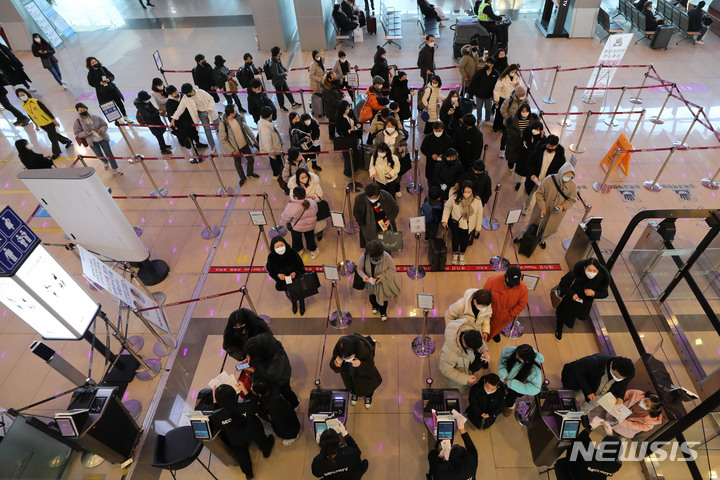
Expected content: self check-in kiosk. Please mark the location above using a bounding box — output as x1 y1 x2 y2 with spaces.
308 389 350 440
421 389 462 447
528 389 582 466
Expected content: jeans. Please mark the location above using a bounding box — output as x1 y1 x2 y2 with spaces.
475 96 493 123
196 110 216 148
90 140 118 169
698 25 708 40
450 222 470 253
272 80 296 109
0 92 27 120
369 294 388 315
40 123 71 156
290 228 317 252
234 144 254 180
47 63 63 85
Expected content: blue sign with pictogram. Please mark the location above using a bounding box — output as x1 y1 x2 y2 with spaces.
0 206 40 275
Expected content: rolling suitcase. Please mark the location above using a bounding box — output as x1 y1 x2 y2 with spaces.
649 25 674 50
360 144 373 170
311 93 324 117
429 236 447 271
451 17 492 61
459 97 474 115
517 223 543 258
367 16 377 34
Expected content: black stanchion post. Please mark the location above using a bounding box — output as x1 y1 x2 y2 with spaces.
98 310 161 380
344 186 358 234
258 225 270 248
337 227 356 276
490 224 512 271
300 88 307 115
130 310 175 355
240 285 272 324
411 308 435 357
189 193 220 239
407 149 423 195
346 148 363 192
76 155 87 167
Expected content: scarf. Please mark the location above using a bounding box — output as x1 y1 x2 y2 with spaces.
460 196 474 221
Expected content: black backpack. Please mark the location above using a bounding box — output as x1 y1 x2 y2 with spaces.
263 59 275 81
237 65 254 89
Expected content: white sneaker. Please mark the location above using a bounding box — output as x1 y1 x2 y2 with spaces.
459 254 465 265
381 315 387 322
372 307 378 314
27 87 37 92
297 249 305 256
62 83 67 89
395 190 402 198
695 40 704 45
499 150 505 158
282 437 298 446
112 169 123 175
123 116 134 123
310 249 319 259
104 163 110 171
451 253 459 265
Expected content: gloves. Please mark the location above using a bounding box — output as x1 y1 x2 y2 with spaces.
439 439 452 460
337 421 348 437
451 409 468 430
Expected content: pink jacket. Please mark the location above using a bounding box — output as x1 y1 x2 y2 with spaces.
611 389 664 438
281 199 318 233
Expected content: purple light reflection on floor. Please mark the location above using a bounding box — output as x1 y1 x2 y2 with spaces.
165 180 169 185
220 348 225 357
398 394 402 404
21 201 25 206
183 348 188 356
168 219 172 223
4 183 8 188
489 243 493 249
173 247 177 253
433 308 437 317
88 349 92 358
123 392 129 401
210 309 214 316
139 179 143 184
169 200 174 205
1 351 5 359
398 308 402 316
477 274 482 281
179 277 184 284
378 442 383 452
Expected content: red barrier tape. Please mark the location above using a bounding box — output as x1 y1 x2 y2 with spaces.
80 148 350 161
208 264 562 273
112 192 265 200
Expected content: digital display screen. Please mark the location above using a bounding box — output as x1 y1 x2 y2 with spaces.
445 398 459 412
191 419 211 440
437 421 454 440
561 419 581 439
314 421 328 437
56 418 77 437
0 277 75 339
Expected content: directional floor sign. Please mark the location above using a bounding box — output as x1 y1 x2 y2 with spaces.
0 206 40 276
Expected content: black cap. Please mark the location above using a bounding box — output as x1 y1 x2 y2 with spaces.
214 55 225 66
137 90 151 102
505 266 522 286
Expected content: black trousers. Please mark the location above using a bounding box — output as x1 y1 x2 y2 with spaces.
224 92 244 108
229 417 274 477
278 382 300 408
150 127 169 150
290 228 317 252
450 222 470 253
0 93 27 120
369 294 388 315
234 144 254 180
505 388 521 408
40 123 71 156
555 296 590 333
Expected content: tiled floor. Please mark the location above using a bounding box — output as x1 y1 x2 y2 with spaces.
0 0 718 479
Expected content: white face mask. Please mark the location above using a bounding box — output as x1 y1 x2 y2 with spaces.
26 143 34 150
428 42 435 48
385 127 395 134
274 245 286 255
315 56 321 62
369 197 380 203
343 355 356 363
431 83 438 88
532 129 540 135
433 131 443 137
610 371 624 382
452 97 458 104
585 270 598 279
463 192 472 199
34 38 41 43
18 95 28 101
378 152 386 158
304 120 311 126
638 400 649 411
518 96 526 101
521 111 529 118
562 175 573 183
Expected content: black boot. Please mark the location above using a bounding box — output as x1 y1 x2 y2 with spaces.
312 161 322 171
292 300 298 314
299 299 306 316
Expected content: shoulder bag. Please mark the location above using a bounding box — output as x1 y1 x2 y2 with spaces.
550 278 575 309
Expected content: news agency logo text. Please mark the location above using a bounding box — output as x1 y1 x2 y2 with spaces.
569 441 700 462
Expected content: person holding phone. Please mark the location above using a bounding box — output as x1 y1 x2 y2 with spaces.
266 237 307 314
85 56 133 123
30 33 66 88
554 258 609 341
355 240 401 322
439 320 489 388
244 333 300 410
222 308 271 362
330 333 382 408
427 410 477 479
312 425 369 478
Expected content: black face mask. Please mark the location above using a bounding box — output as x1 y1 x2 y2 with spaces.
80 111 90 117
92 64 100 69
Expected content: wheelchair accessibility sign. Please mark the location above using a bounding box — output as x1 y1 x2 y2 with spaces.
0 206 40 275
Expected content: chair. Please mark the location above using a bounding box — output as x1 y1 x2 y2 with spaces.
152 426 219 480
676 13 700 43
598 7 624 42
332 18 355 49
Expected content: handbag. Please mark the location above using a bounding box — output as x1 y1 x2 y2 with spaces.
377 228 403 252
550 279 575 309
420 108 430 122
352 269 366 290
75 120 89 147
316 199 331 220
287 271 321 302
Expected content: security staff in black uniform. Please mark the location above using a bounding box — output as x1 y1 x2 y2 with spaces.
209 384 275 480
311 425 369 479
427 410 478 480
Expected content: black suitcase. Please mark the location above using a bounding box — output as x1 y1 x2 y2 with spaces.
451 17 492 60
650 25 674 50
517 223 542 258
429 237 447 271
367 16 377 34
311 93 324 117
360 145 373 170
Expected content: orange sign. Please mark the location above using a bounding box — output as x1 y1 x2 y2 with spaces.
600 134 632 176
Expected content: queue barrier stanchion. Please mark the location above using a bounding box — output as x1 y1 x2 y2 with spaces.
701 166 720 190
629 109 646 143
502 315 524 339
129 154 168 198
411 308 435 357
130 310 176 356
344 186 358 234
98 310 161 381
263 192 287 238
189 193 221 239
337 226 356 276
407 232 426 280
76 155 88 167
649 83 675 125
482 184 501 231
569 110 592 154
582 65 604 105
673 106 702 148
300 88 307 115
558 86 577 127
643 147 676 192
629 65 652 104
347 148 363 192
490 223 513 272
563 204 592 250
329 280 352 329
209 154 233 195
593 150 621 194
542 65 560 104
407 149 423 195
604 86 627 127
240 285 272 324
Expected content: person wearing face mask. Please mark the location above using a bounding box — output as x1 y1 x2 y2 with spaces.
165 85 206 162
218 104 258 185
431 148 463 200
609 390 663 438
420 186 445 240
441 181 483 265
498 344 544 416
134 91 173 155
332 51 355 100
458 40 480 98
353 182 398 248
554 258 609 341
281 186 319 259
251 376 301 447
561 354 635 411
73 102 122 173
15 139 54 169
30 34 65 88
191 53 219 103
359 75 387 124
369 107 393 142
258 106 285 178
312 426 369 479
369 142 400 197
524 161 577 249
522 134 565 215
553 421 624 480
308 50 325 94
513 120 544 191
322 72 344 139
237 53 262 92
331 333 383 407
483 266 529 343
440 321 489 387
417 35 436 86
245 333 300 409
458 160 492 206
0 81 31 127
0 43 34 93
335 100 363 179
452 114 483 171
421 75 445 135
498 86 527 159
504 103 536 173
427 410 478 480
222 308 272 362
465 373 506 429
355 239 401 322
150 78 169 120
370 46 393 92
420 121 453 181
266 236 307 313
439 90 464 138
469 56 499 126
269 46 302 112
492 63 524 140
389 71 413 121
444 288 493 336
373 117 410 187
247 78 277 124
280 148 308 193
85 56 132 123
332 3 359 32
287 167 324 204
298 113 321 171
16 88 73 160
172 83 219 152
